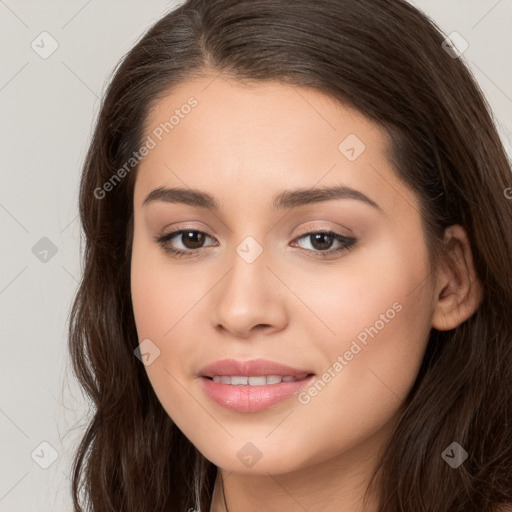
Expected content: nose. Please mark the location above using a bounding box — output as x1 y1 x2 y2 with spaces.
211 247 288 339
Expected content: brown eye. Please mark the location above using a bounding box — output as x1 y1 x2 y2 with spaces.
308 232 335 251
179 231 206 249
155 229 218 258
291 230 357 258
156 228 356 259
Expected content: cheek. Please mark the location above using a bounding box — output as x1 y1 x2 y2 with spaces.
130 227 218 386
291 227 433 415
130 236 210 431
130 226 206 341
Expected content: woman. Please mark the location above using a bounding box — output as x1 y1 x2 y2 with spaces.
68 0 512 510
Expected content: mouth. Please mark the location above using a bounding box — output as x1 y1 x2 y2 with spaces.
197 359 316 412
198 357 315 380
204 373 312 385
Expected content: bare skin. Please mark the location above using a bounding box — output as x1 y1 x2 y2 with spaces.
130 74 483 512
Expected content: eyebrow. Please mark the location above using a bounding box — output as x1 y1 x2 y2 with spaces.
142 185 382 212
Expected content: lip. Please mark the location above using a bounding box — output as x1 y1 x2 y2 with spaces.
198 358 315 413
198 358 314 378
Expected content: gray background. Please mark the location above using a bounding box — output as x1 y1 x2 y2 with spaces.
1 1 511 510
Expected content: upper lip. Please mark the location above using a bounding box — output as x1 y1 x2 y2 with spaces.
199 358 315 378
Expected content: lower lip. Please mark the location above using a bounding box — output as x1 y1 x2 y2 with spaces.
199 375 316 412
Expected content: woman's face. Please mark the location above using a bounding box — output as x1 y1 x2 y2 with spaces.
130 74 436 474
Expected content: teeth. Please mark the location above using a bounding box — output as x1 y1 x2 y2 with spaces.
248 376 266 386
211 374 308 385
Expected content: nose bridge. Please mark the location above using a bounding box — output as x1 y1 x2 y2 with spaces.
222 233 271 306
212 233 288 336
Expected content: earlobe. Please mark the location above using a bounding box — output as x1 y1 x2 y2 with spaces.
431 225 484 331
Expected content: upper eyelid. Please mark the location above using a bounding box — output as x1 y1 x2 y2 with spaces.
157 228 357 260
161 227 354 245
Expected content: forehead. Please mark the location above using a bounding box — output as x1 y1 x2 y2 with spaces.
134 75 414 215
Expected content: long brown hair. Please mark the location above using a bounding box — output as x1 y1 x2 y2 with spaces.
68 0 512 510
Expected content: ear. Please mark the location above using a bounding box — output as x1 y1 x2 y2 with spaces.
431 224 484 331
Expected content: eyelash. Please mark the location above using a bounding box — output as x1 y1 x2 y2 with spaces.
154 228 357 259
